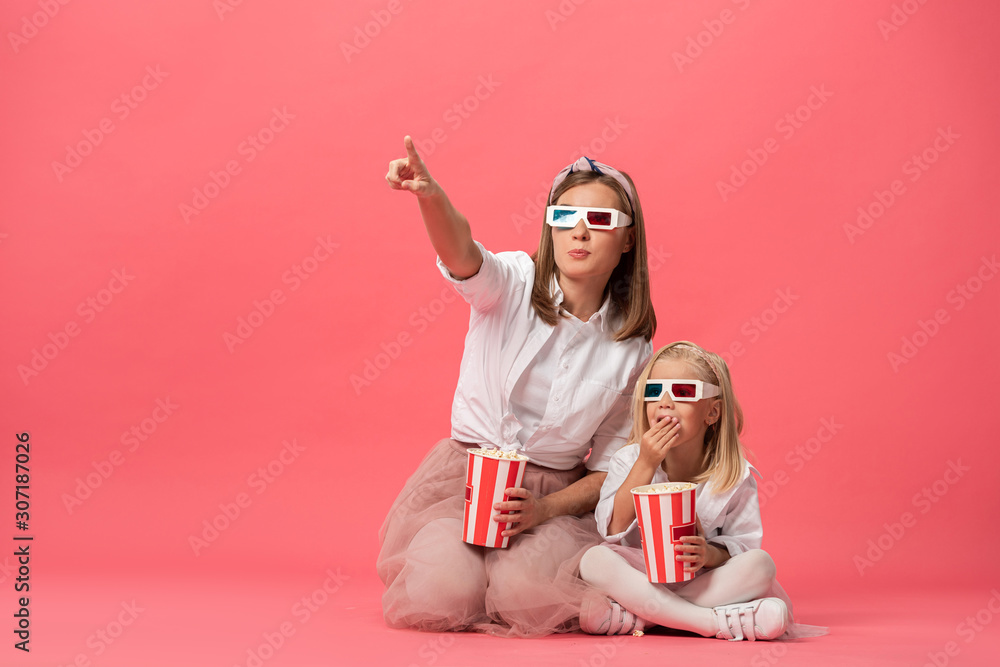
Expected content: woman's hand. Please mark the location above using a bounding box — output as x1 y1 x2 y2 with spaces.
385 135 439 197
493 488 553 537
385 135 480 278
637 416 681 469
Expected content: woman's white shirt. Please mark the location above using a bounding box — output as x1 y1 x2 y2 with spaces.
438 241 651 471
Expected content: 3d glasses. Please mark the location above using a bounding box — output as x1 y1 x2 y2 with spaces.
545 206 633 230
643 379 720 402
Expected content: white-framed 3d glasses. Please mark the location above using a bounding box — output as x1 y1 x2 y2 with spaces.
545 205 633 230
643 379 720 402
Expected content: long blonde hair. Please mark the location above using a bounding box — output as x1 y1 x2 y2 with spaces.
628 341 747 492
530 170 655 342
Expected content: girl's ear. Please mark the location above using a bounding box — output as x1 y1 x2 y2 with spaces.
707 399 722 425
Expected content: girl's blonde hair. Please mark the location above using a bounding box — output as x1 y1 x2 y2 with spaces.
530 170 655 342
628 341 747 493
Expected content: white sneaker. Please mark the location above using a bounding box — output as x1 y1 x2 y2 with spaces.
712 597 788 641
580 597 646 635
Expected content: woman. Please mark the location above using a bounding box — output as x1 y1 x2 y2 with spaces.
377 137 656 636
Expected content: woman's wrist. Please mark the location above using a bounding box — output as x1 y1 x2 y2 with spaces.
414 180 445 202
537 495 556 523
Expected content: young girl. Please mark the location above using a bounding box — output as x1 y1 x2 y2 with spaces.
579 341 803 641
377 137 656 636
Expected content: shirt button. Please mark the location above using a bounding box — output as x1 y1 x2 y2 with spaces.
554 396 560 402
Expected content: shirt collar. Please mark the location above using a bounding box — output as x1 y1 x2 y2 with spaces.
550 274 612 332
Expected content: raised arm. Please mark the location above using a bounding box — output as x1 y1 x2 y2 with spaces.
385 135 483 279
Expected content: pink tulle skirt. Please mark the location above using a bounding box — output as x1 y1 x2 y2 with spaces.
377 439 604 637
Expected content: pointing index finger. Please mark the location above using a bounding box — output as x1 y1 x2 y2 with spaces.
403 135 422 164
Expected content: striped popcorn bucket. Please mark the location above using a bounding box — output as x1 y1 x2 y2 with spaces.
462 449 527 548
631 483 698 583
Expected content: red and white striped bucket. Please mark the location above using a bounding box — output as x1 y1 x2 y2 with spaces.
631 483 698 583
462 449 528 548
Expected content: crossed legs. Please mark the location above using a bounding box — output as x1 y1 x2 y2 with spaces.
579 545 777 637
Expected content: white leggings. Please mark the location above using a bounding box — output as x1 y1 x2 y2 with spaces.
579 545 777 636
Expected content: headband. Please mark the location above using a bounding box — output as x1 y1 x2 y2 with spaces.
672 344 722 384
549 156 636 211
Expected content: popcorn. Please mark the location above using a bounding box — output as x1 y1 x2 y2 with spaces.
634 481 697 494
475 448 529 461
632 630 644 637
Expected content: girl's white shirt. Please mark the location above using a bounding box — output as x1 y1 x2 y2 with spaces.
595 443 763 557
438 241 651 471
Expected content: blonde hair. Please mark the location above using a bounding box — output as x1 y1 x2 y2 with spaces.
628 341 747 493
529 170 655 342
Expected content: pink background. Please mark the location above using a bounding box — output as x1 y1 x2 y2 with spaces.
2 0 999 665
